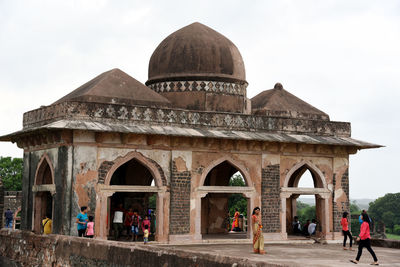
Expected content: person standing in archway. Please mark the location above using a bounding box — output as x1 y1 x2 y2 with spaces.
42 213 52 234
231 209 240 232
252 207 265 254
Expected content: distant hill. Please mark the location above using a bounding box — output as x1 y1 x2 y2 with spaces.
297 197 375 210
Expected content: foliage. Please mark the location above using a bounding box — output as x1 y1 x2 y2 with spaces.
296 201 316 224
229 174 246 187
393 225 400 235
228 174 247 217
385 233 400 240
148 194 156 209
351 219 361 236
368 193 400 233
0 157 23 191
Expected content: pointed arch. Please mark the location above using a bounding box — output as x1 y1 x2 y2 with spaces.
34 154 55 185
284 160 327 188
199 156 252 187
102 151 166 187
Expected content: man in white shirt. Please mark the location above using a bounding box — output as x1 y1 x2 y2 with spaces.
308 219 317 236
112 203 125 240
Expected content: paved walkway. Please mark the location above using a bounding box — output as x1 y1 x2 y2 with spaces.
163 243 400 266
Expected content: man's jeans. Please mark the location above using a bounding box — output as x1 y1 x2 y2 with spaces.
5 220 13 229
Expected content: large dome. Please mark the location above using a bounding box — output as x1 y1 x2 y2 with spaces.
146 22 246 85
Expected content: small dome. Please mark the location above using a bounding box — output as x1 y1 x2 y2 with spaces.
146 22 246 85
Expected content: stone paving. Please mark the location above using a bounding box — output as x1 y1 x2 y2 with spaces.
161 243 400 267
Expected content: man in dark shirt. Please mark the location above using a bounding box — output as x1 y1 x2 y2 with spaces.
5 208 13 229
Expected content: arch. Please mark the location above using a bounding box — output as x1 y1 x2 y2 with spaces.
199 156 252 187
284 160 327 188
34 154 55 185
103 151 166 187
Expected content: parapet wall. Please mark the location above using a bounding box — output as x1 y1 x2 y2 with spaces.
0 230 277 267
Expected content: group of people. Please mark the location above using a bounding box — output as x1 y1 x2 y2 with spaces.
229 208 243 232
111 204 151 243
76 206 94 238
292 216 317 237
342 210 379 265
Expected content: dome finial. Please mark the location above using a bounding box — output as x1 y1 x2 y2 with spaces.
274 83 283 90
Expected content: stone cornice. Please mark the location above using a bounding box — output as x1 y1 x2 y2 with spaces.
22 101 351 137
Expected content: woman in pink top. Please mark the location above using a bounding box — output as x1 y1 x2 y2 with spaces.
141 215 151 234
341 212 353 250
85 216 94 238
350 214 378 265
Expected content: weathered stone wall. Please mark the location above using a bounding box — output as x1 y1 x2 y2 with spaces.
169 160 191 234
2 191 22 227
21 147 73 235
262 165 281 233
0 230 268 267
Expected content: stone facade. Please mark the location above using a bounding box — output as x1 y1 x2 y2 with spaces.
0 22 378 243
0 179 3 228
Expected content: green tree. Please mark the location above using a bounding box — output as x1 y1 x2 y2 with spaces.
0 157 23 191
228 174 247 217
368 193 400 232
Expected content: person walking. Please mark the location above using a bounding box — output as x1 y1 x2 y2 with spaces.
252 207 265 254
341 212 353 250
4 208 13 229
350 213 379 265
76 206 88 237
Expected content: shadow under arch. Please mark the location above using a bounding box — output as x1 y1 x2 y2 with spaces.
199 156 253 187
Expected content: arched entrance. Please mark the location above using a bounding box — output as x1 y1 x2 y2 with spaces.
194 158 256 240
96 152 168 242
32 155 55 234
280 161 331 239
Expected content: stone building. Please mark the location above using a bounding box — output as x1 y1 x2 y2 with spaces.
0 22 379 242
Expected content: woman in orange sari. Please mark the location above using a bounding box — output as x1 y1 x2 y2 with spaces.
252 207 265 254
231 209 240 231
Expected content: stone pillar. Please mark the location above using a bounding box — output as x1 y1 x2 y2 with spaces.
280 192 291 239
97 191 114 240
0 178 3 228
194 192 207 240
317 192 331 238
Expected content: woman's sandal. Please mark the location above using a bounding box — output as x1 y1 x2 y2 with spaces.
350 260 358 264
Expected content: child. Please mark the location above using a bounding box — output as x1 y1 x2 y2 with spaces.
86 216 94 238
131 210 140 242
143 224 149 244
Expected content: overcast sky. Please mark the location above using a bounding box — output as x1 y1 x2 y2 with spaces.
0 0 399 199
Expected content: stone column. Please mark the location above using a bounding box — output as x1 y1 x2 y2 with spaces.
98 191 114 240
317 192 330 238
280 192 291 239
194 192 207 240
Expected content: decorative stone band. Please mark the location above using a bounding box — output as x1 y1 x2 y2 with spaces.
20 101 352 137
147 80 247 96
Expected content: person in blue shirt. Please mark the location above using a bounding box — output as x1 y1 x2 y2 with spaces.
76 206 88 237
4 208 13 229
359 210 372 224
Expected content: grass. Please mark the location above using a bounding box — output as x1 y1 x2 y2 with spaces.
385 233 400 240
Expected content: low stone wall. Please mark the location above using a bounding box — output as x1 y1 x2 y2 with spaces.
371 238 400 249
0 230 281 267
